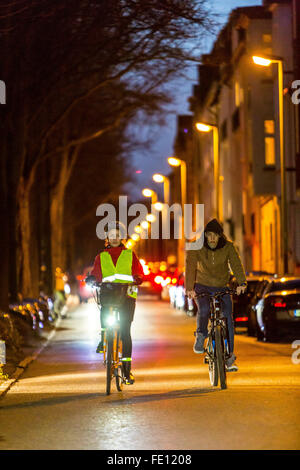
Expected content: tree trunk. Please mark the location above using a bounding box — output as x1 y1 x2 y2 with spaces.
17 177 33 297
50 146 80 280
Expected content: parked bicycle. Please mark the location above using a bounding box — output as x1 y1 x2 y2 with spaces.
88 280 137 395
195 288 236 390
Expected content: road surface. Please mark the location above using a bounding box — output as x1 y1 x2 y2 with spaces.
0 297 299 450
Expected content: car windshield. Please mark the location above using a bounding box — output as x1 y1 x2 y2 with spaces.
268 279 300 293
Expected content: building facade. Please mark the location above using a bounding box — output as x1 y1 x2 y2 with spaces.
181 1 300 275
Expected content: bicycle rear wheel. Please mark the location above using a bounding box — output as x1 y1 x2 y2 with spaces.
215 325 227 390
106 330 113 395
115 331 124 392
207 336 218 386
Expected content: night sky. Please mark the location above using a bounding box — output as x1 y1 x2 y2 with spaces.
126 0 263 202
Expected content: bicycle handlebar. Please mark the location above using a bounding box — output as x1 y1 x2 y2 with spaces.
195 288 236 299
86 280 138 288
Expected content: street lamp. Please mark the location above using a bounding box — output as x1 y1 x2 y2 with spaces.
167 157 187 269
146 214 156 223
142 188 158 204
152 173 170 205
167 157 186 207
195 121 221 221
252 54 288 273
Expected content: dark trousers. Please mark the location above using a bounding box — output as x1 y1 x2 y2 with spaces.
194 283 234 354
100 296 136 359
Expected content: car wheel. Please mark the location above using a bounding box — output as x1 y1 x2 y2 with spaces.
256 323 264 341
247 309 256 337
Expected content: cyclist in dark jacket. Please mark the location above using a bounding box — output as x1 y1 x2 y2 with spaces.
185 219 247 371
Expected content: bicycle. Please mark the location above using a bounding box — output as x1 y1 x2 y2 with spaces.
195 288 236 390
89 280 137 395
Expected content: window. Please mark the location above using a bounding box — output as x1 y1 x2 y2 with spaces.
264 120 275 165
262 34 272 43
235 81 244 107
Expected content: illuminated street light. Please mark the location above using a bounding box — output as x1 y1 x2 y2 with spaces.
167 157 186 207
141 220 149 229
195 122 212 133
126 239 135 249
252 56 272 67
134 225 142 234
146 214 156 223
153 173 164 183
142 188 158 205
195 122 221 221
167 156 187 269
131 233 140 242
167 157 181 167
152 173 170 205
142 188 155 198
252 54 288 273
154 202 163 211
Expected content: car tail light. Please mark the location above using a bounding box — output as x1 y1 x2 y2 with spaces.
270 298 287 308
235 316 248 322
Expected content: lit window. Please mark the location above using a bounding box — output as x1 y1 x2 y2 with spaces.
265 137 275 165
264 120 275 134
263 34 272 43
264 120 275 166
235 81 243 107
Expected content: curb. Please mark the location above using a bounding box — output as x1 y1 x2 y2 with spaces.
0 317 61 398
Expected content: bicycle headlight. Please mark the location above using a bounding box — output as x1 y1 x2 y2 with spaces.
107 314 116 326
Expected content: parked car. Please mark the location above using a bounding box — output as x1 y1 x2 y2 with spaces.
252 276 300 342
230 272 274 328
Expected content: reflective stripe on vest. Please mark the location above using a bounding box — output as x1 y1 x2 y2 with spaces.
100 250 137 299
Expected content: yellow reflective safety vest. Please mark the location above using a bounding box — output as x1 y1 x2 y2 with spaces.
100 249 138 299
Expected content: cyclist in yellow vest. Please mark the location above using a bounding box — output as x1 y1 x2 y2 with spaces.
87 222 144 385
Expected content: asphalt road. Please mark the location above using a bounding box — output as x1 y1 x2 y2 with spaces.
0 297 299 450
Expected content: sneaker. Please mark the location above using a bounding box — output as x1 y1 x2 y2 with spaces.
96 340 104 353
193 331 205 354
226 353 238 372
125 372 135 385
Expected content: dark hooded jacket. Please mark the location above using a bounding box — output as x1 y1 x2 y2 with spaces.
185 219 247 290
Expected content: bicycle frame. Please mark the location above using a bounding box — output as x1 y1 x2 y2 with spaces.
207 295 229 358
196 289 235 389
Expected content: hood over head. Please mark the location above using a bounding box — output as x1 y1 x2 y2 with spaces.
204 218 227 250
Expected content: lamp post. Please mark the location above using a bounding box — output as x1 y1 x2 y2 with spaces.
252 54 288 273
195 122 221 221
167 157 187 269
142 188 157 204
167 157 187 207
152 173 170 205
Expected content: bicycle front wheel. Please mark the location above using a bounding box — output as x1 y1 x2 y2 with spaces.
215 325 227 390
207 336 218 386
106 330 113 395
115 331 123 392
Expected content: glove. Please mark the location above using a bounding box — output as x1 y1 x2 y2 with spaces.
236 284 247 295
85 275 96 286
133 274 143 286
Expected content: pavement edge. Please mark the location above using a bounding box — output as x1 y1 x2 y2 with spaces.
0 318 61 398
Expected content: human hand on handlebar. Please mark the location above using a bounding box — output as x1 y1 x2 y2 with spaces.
85 275 96 286
236 284 247 295
187 290 196 299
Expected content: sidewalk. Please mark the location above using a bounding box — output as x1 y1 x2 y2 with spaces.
0 318 61 398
